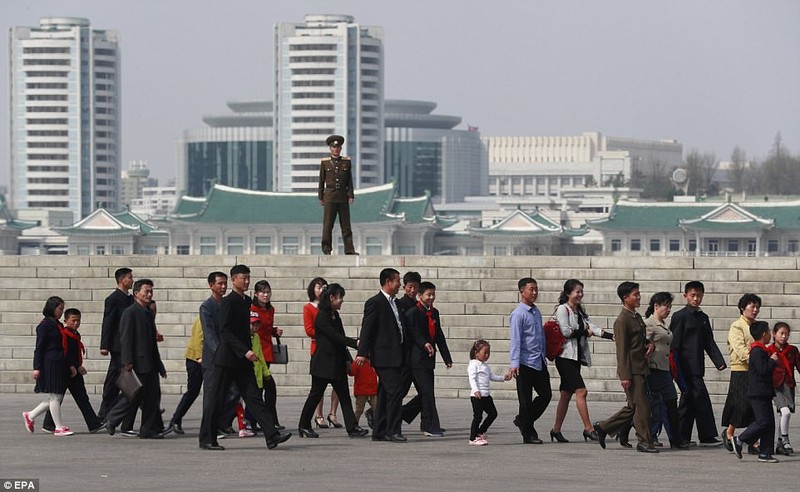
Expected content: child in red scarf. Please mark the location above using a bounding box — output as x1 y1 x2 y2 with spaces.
732 321 780 463
770 322 800 456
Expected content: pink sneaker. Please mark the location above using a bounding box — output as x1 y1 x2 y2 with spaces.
238 428 255 438
54 426 74 437
469 437 487 446
22 412 34 433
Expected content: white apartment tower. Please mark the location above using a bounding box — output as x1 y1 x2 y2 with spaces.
274 14 384 192
9 17 121 219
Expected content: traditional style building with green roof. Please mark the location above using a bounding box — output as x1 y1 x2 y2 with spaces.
0 195 38 255
587 199 800 256
52 208 169 255
159 182 449 255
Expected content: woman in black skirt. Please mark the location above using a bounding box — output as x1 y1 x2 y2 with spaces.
549 279 606 443
22 296 73 436
721 293 762 451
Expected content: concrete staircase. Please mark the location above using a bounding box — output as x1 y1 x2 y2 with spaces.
2 254 798 403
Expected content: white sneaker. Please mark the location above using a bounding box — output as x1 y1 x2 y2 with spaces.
477 433 487 441
54 426 74 437
469 437 487 446
238 428 255 438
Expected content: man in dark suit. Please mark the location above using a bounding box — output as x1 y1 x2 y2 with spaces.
318 134 357 255
198 264 291 451
669 280 727 446
401 281 452 437
355 268 407 442
106 279 170 439
98 267 135 433
593 281 658 453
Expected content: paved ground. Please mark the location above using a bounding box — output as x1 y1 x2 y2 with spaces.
1 392 797 491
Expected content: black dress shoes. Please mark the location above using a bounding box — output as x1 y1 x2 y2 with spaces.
387 434 407 442
106 422 116 436
365 408 374 429
170 422 185 435
670 440 691 450
371 435 387 441
298 427 319 438
593 423 607 449
200 443 225 451
523 436 543 444
348 426 369 438
266 431 292 449
636 443 659 453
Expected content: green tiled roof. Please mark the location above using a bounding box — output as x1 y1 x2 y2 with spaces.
170 182 440 225
588 200 800 232
54 209 167 236
469 209 586 237
0 195 38 230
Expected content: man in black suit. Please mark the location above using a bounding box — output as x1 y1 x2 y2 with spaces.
106 279 171 439
98 267 135 433
355 268 407 442
401 281 452 437
198 264 291 451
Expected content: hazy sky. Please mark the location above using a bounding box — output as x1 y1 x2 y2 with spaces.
2 0 798 185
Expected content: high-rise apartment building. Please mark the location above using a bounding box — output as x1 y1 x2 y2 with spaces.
273 14 384 193
9 17 121 220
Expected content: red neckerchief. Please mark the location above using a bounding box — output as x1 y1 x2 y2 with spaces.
61 325 85 365
418 301 436 340
750 341 770 354
769 343 794 381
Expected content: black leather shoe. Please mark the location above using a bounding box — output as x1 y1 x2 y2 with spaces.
172 422 185 435
106 422 116 436
348 426 369 438
523 436 543 444
275 424 286 431
157 426 174 438
298 427 319 438
372 435 387 442
593 423 607 449
583 429 599 442
365 408 374 429
140 433 164 439
636 443 659 453
550 429 569 443
267 431 292 449
670 440 691 450
387 434 407 442
200 443 225 451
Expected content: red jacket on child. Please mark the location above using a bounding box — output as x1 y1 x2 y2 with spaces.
351 358 378 396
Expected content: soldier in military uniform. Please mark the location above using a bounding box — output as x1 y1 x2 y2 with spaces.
318 135 357 255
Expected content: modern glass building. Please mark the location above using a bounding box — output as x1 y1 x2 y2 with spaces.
273 14 384 193
9 17 121 219
385 100 487 203
177 101 273 197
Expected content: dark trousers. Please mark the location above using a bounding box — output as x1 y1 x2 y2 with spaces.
106 370 164 438
401 368 441 432
515 364 552 438
299 375 357 432
43 373 102 431
98 353 136 430
599 374 653 446
321 201 354 254
170 359 202 425
199 365 278 447
262 371 280 425
678 375 718 442
201 364 239 432
374 367 405 438
739 396 775 456
470 396 498 440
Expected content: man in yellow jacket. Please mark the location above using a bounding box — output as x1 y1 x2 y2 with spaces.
168 316 204 434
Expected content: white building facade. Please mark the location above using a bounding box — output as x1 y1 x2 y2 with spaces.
273 14 384 193
9 17 121 219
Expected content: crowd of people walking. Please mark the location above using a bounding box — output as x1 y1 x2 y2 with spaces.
20 265 799 462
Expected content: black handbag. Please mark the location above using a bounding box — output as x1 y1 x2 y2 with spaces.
116 369 142 402
272 336 288 365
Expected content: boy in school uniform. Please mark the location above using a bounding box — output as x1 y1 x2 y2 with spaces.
732 321 780 463
669 281 727 446
396 271 421 314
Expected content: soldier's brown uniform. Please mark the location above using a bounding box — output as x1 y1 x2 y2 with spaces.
318 155 356 254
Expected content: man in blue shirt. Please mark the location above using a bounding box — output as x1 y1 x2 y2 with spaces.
507 277 551 444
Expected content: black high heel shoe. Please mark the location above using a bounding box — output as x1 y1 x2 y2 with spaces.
314 416 328 429
549 429 569 443
327 414 343 429
298 427 319 438
583 429 599 442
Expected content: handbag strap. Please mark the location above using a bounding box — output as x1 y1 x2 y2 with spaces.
274 335 282 353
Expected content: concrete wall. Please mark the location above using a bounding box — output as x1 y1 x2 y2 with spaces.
2 254 797 402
